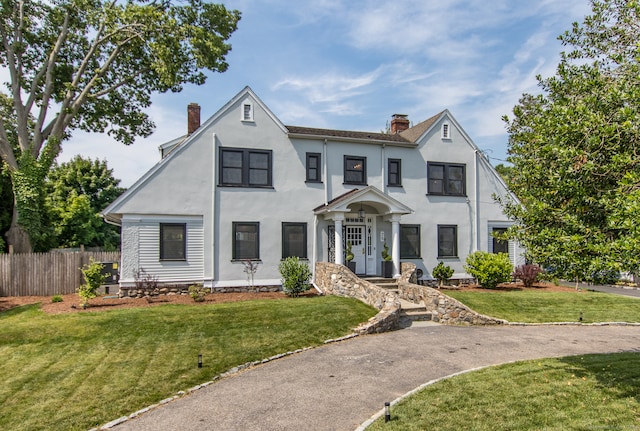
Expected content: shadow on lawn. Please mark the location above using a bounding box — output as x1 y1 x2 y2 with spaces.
560 352 640 402
0 303 40 318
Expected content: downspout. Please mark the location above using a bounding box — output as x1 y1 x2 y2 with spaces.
474 150 481 251
211 133 217 289
381 144 386 193
312 214 322 293
323 138 328 206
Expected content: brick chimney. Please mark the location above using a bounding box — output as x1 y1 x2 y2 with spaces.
390 114 409 134
187 103 201 135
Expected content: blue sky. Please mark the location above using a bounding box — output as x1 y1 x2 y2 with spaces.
60 0 592 187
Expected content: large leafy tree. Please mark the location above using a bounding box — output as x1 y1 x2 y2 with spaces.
44 155 124 250
500 0 640 281
0 0 240 252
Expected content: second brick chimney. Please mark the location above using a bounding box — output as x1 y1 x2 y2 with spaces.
390 114 410 134
187 103 201 135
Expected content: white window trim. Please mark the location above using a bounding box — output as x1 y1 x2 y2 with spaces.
441 122 451 140
242 102 254 122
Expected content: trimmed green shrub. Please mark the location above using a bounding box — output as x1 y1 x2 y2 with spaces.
432 261 454 287
51 295 63 303
465 251 512 289
381 243 392 261
279 256 312 297
188 284 207 302
345 241 354 262
78 258 105 307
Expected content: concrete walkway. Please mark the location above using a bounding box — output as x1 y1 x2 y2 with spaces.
112 324 640 431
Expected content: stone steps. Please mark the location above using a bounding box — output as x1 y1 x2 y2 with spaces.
364 277 433 322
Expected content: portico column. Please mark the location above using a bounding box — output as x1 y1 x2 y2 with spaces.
391 215 401 278
334 215 345 265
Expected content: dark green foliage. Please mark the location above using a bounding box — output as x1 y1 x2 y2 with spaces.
0 0 240 252
465 251 512 289
500 0 640 280
432 261 454 287
279 257 312 297
44 156 124 250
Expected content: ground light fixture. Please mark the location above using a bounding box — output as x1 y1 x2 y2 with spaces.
384 402 390 422
198 353 203 368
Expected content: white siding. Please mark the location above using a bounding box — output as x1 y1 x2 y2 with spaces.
133 215 204 284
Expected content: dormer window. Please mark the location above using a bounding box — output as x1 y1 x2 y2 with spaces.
242 102 254 122
442 123 450 139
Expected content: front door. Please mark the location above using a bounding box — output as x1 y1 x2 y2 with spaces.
346 226 365 274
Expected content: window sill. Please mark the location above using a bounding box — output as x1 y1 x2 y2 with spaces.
388 184 403 188
437 256 459 260
160 259 187 262
305 180 323 184
343 182 368 186
241 119 255 123
426 193 467 198
400 256 421 260
231 259 262 263
219 184 275 189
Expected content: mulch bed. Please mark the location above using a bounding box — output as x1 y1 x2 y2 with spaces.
0 290 319 315
0 282 579 315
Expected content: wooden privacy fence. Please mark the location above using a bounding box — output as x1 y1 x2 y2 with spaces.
0 251 120 297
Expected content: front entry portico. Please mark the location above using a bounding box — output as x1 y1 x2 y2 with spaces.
314 186 413 278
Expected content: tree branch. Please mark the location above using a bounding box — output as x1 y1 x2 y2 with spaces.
31 10 71 154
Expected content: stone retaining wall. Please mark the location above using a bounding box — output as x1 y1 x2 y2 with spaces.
314 262 400 334
398 263 504 325
398 281 506 325
119 284 280 298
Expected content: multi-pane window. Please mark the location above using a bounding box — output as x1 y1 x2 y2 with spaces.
400 224 420 258
220 148 272 187
344 156 367 185
306 153 321 183
160 223 186 260
388 159 402 187
282 222 307 258
427 162 466 196
437 225 458 258
492 227 509 254
233 222 260 260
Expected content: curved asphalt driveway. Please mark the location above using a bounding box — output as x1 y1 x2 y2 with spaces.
112 324 640 431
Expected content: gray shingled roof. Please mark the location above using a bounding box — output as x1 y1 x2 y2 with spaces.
286 125 411 144
399 111 443 143
286 111 444 145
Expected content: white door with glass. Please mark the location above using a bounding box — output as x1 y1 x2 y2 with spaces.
346 226 365 274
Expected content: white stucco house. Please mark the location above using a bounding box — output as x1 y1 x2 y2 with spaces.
102 86 523 291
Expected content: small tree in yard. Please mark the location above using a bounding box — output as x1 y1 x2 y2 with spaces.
432 261 454 288
78 258 105 307
279 257 312 297
465 251 512 289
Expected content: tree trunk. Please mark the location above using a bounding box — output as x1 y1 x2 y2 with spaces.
5 198 33 253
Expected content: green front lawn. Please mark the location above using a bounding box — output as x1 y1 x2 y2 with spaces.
0 296 376 431
368 352 640 431
445 289 640 323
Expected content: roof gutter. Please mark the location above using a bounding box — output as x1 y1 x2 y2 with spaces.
287 133 417 147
